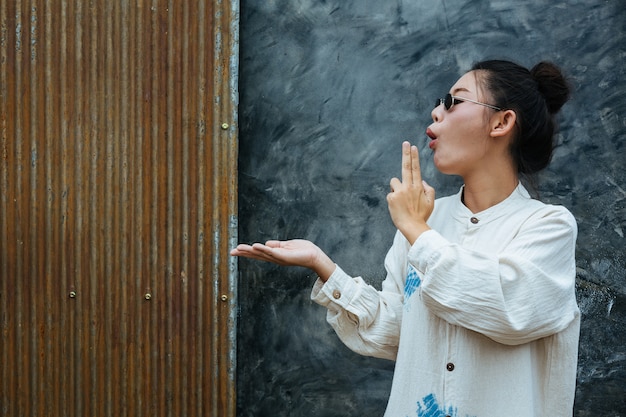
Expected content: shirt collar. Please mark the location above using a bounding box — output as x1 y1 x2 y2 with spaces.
453 182 531 224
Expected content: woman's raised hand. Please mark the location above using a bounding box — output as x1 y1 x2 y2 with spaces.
386 141 435 244
230 239 336 281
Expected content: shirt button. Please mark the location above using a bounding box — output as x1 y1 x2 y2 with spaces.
332 289 341 300
470 217 479 224
446 362 455 372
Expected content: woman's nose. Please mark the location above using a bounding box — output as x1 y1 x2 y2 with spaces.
431 105 441 122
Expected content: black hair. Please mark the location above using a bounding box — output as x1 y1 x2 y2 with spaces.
471 60 571 175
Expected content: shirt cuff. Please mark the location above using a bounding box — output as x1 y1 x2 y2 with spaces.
311 264 359 308
407 229 449 274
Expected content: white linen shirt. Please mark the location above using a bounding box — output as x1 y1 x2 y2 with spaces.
311 184 580 417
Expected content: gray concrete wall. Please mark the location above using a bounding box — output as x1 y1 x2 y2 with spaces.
237 1 626 415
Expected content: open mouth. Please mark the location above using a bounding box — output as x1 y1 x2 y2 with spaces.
426 128 437 149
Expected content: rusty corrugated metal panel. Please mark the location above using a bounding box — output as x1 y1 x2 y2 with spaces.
0 0 238 416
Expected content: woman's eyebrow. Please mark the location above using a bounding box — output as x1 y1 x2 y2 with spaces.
451 87 471 95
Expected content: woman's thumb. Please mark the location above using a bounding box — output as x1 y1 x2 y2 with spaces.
422 180 435 201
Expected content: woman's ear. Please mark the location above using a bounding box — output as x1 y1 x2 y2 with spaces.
490 109 517 138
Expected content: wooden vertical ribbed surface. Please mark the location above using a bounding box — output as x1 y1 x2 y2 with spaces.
0 1 238 416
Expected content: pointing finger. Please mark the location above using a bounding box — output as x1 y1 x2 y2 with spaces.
411 145 422 186
401 141 413 184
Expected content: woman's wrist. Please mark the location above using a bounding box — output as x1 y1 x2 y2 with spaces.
312 250 336 282
400 221 431 245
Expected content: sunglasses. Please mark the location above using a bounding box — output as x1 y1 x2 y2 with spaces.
435 93 502 111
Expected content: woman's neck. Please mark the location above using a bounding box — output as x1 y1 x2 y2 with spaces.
462 169 519 213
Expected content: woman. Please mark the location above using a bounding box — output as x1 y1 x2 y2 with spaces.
232 60 580 416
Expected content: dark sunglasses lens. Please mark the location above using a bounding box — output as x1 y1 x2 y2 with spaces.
444 94 453 110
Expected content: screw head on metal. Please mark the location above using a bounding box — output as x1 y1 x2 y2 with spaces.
221 123 229 130
220 294 228 302
69 291 77 298
145 293 152 300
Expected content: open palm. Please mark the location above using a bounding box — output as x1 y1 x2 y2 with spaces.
231 239 320 268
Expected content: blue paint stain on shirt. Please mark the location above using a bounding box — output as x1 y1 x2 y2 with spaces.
412 393 472 417
404 264 421 301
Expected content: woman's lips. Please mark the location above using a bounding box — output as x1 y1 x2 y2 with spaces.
426 128 437 149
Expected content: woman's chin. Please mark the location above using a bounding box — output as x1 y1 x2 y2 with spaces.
433 159 459 177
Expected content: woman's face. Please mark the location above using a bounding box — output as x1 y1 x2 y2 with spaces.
426 71 497 177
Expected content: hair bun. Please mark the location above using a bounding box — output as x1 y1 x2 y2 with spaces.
530 61 571 114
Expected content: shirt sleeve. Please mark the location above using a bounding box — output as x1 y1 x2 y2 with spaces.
310 232 408 361
411 205 579 346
